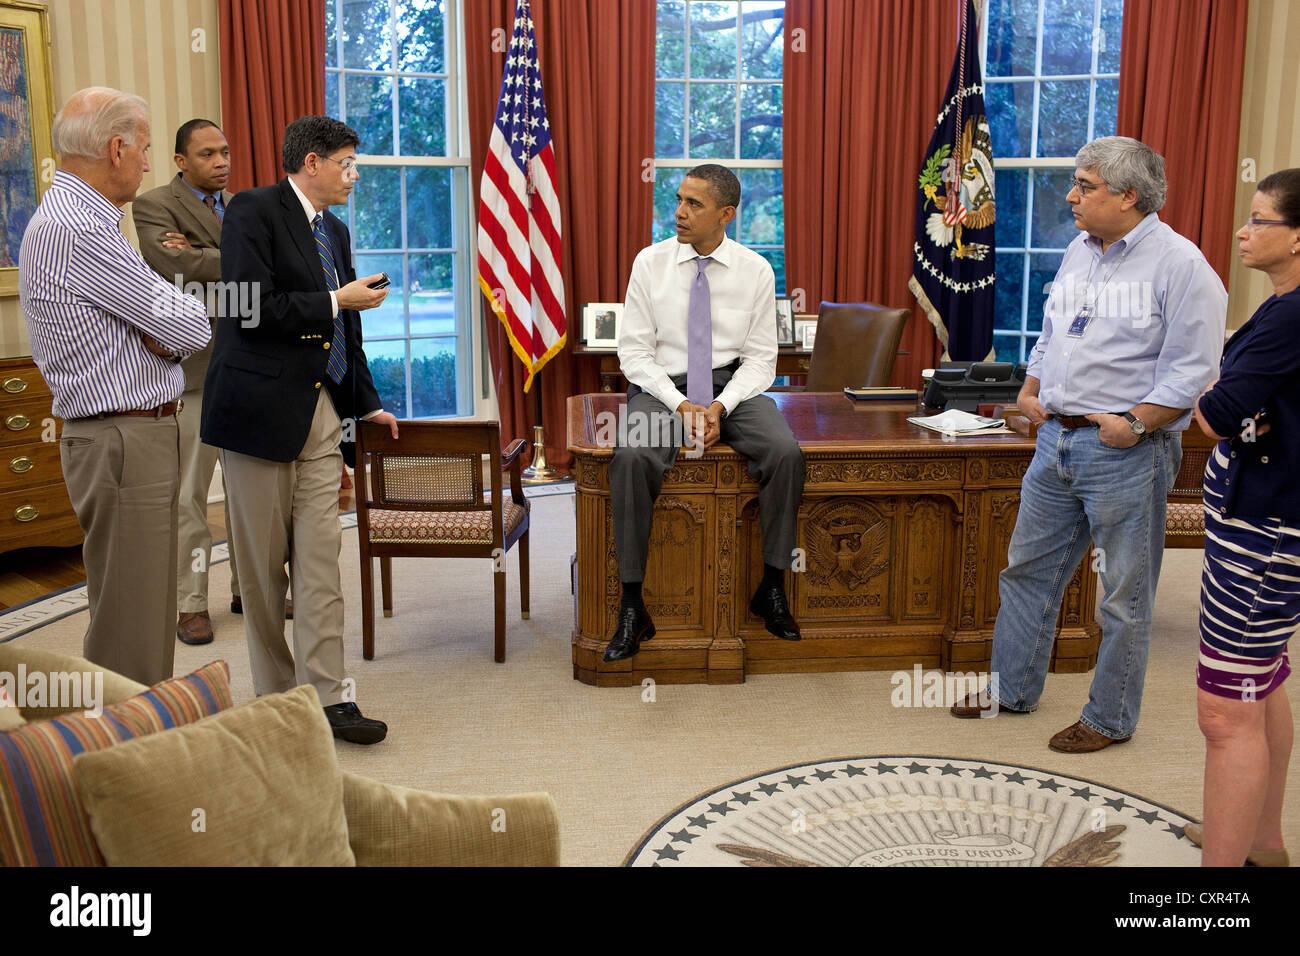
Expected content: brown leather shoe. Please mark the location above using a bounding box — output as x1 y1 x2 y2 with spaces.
230 596 293 619
1183 822 1290 866
950 691 1029 718
177 611 214 646
1048 720 1130 753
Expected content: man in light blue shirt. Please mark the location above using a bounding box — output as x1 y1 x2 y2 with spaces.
952 136 1226 751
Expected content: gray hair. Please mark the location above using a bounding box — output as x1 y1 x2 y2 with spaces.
1075 136 1167 214
51 87 149 160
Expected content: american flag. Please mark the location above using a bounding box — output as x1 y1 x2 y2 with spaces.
476 0 565 392
942 164 968 227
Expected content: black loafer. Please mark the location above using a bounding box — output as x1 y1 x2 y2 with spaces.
603 605 656 662
323 702 388 745
750 583 801 640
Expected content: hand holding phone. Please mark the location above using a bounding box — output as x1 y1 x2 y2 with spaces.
368 273 391 290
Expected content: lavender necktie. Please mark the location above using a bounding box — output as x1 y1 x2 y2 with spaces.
686 256 713 407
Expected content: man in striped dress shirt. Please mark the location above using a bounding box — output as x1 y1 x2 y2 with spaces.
18 88 212 685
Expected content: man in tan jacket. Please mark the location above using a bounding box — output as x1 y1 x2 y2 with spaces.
133 119 290 645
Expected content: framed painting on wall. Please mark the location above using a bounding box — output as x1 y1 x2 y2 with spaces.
0 1 55 297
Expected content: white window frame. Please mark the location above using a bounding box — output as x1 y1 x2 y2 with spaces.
654 0 785 285
982 0 1122 362
326 0 487 419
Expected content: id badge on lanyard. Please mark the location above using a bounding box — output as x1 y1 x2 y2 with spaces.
1066 305 1093 337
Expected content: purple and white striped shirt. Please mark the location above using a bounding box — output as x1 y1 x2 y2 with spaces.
19 170 211 420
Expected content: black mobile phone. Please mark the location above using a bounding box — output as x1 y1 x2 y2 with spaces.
368 273 391 290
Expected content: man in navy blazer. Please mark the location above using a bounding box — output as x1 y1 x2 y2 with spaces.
201 115 397 744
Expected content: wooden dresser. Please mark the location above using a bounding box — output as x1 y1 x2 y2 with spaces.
0 356 82 555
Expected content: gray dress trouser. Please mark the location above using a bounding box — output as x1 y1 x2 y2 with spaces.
610 366 805 583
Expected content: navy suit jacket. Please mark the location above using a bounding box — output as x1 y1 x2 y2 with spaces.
200 178 381 467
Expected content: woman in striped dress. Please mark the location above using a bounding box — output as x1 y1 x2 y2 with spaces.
1191 168 1300 868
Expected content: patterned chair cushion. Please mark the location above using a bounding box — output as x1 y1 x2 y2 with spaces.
0 661 232 866
367 500 528 545
1166 502 1206 538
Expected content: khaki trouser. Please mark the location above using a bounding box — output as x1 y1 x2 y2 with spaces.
220 389 346 705
60 413 181 686
176 386 240 612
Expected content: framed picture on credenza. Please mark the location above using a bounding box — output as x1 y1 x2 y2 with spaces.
775 296 794 345
580 303 622 350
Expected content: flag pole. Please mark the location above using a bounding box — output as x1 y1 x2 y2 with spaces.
521 367 558 483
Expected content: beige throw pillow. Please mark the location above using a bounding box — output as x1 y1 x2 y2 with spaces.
73 684 355 866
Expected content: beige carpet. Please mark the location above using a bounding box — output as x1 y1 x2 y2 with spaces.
9 490 1298 866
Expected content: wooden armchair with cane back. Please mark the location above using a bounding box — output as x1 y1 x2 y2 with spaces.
1165 425 1217 548
354 420 530 663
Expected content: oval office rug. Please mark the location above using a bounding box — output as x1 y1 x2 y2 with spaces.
624 756 1201 867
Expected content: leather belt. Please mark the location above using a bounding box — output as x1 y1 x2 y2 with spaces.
1053 415 1097 429
80 400 182 422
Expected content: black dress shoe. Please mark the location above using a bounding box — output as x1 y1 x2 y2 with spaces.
750 584 801 640
602 605 656 662
323 702 388 745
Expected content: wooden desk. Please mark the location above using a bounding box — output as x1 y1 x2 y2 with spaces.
572 345 814 392
567 392 1100 686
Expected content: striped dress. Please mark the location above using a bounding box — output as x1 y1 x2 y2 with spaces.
1198 444 1299 699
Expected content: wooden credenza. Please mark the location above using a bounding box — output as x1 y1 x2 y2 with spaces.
568 392 1101 686
0 356 82 555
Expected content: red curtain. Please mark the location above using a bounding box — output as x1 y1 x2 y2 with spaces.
783 0 958 388
466 1 656 472
219 0 326 192
1117 0 1248 283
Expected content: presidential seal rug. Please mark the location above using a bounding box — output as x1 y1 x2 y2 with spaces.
624 756 1201 867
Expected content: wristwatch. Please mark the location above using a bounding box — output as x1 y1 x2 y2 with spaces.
1123 412 1148 439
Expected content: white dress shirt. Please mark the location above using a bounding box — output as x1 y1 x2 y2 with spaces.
287 175 339 318
619 235 777 415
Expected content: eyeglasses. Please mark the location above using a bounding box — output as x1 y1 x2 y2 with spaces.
322 155 359 176
1242 218 1290 232
1068 176 1104 196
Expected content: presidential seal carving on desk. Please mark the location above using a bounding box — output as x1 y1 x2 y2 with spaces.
803 502 890 590
625 756 1201 866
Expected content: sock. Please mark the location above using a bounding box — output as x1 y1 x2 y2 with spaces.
621 581 643 609
762 564 785 591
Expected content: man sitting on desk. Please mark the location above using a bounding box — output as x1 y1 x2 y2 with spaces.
605 164 806 662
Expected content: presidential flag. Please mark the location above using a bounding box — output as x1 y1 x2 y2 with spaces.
476 0 565 391
908 0 996 362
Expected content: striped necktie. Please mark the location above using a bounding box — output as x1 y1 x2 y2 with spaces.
312 213 348 384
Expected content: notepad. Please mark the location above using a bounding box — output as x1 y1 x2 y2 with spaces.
843 387 920 401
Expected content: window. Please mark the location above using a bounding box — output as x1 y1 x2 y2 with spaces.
653 0 786 291
983 0 1123 362
325 0 473 418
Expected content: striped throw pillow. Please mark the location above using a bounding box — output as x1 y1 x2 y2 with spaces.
0 660 232 866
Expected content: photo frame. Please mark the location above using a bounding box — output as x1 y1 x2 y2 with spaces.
0 1 56 297
581 302 622 350
774 296 794 345
794 317 818 350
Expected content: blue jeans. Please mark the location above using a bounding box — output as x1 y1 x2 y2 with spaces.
989 419 1181 739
